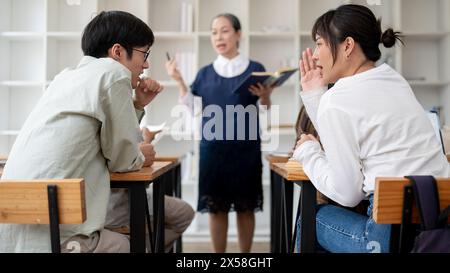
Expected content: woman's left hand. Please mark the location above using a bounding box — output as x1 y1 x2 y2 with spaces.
295 133 318 149
248 83 274 99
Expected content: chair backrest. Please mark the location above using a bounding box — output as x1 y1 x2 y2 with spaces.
373 177 450 224
0 179 86 224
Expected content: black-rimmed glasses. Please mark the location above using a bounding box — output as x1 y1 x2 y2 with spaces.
133 48 150 63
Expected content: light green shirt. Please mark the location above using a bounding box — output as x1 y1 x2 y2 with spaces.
0 56 145 252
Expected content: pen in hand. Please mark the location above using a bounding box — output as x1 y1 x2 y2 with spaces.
166 52 171 61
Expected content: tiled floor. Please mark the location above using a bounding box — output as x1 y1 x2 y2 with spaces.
183 241 270 253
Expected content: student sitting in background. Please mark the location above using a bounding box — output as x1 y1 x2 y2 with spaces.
293 100 369 214
293 4 449 253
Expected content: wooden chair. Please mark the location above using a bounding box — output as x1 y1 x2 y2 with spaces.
0 179 86 253
373 177 450 253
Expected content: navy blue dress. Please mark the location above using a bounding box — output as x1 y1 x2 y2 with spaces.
191 61 265 213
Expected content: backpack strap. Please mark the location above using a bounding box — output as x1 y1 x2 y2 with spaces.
405 176 441 230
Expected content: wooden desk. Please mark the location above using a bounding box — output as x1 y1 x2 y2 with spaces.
110 161 177 253
268 159 315 253
265 154 290 164
155 155 185 204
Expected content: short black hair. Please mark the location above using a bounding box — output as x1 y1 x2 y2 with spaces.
312 4 404 64
82 11 154 59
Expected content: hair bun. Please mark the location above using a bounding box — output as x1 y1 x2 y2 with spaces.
381 28 398 48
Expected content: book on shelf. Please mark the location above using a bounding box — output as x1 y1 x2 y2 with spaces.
180 2 193 32
233 67 298 94
173 52 196 85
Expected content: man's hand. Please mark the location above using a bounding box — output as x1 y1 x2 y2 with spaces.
140 128 156 167
134 77 164 110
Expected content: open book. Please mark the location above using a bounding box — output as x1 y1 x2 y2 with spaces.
233 67 298 93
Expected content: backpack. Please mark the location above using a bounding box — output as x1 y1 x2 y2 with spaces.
405 176 450 253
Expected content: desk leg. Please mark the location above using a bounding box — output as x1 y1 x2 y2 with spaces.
163 164 182 253
175 164 182 198
128 183 147 253
270 170 276 253
281 179 293 253
299 181 316 253
174 164 183 253
291 182 302 253
271 171 282 253
153 176 166 253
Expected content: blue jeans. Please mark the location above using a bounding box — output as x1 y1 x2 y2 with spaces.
296 195 391 253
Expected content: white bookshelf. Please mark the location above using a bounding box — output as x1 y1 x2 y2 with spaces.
1 0 449 242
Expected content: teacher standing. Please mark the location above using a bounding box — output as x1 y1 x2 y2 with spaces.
166 13 275 253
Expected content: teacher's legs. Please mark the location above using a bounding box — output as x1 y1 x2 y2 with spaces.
209 212 228 253
237 211 255 253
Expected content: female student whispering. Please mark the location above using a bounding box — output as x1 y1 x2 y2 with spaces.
293 4 449 253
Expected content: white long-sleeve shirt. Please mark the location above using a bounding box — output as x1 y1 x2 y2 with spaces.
0 56 145 252
293 64 449 207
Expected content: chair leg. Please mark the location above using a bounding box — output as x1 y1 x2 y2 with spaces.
144 193 154 252
389 224 401 253
47 185 61 253
399 186 416 253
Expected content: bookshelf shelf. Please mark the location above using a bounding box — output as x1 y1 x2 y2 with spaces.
408 81 450 88
249 32 297 38
403 31 450 40
0 131 20 136
154 32 196 39
0 32 45 40
46 32 82 39
0 81 44 87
